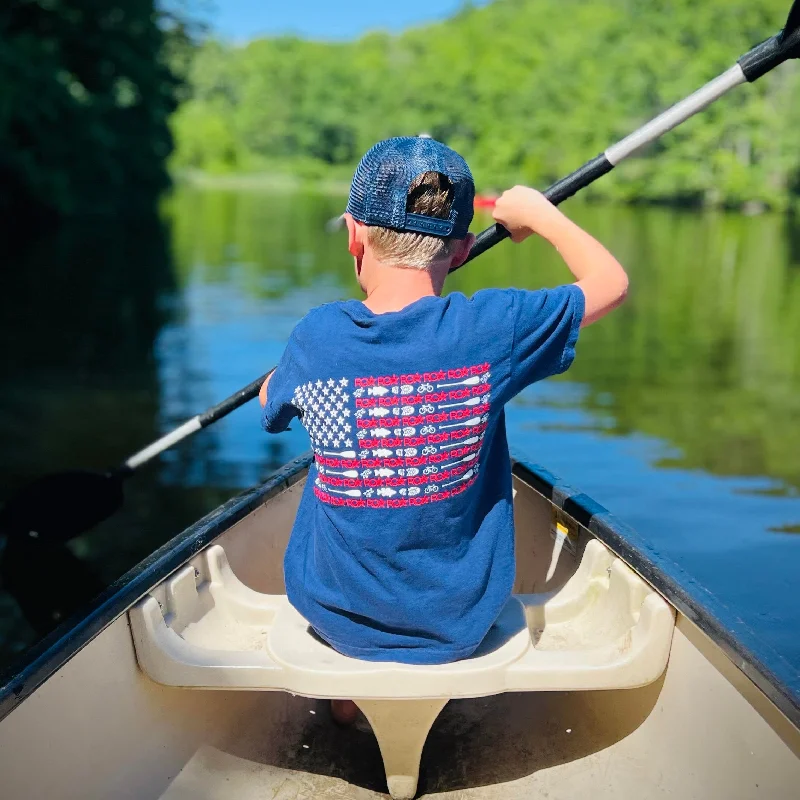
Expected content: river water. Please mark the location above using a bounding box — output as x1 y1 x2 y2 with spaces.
1 185 799 685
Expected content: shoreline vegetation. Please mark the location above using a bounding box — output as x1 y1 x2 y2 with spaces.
170 0 800 213
3 1 799 222
173 168 800 217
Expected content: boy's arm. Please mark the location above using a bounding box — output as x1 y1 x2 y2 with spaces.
492 186 629 326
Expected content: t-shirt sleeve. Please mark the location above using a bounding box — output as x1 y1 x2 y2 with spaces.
261 333 304 434
506 284 585 397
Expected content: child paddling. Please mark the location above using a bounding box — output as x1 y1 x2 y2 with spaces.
260 137 628 722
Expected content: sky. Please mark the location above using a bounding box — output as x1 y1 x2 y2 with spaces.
204 0 492 41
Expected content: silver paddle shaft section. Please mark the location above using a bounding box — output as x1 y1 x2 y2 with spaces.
605 65 747 165
124 418 203 470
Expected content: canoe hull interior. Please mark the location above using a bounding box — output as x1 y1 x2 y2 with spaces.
0 467 798 799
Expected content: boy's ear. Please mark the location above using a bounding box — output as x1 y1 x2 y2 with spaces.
449 233 476 270
345 213 365 260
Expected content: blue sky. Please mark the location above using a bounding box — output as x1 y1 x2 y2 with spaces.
204 0 492 41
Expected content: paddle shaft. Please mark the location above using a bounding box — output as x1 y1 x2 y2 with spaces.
122 373 271 471
120 9 800 473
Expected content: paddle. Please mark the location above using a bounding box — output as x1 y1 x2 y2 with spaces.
2 1 798 544
456 0 800 269
0 373 270 543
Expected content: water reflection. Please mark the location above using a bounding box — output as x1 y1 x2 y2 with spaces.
1 186 799 680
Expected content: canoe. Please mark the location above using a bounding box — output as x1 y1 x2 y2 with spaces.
0 454 798 799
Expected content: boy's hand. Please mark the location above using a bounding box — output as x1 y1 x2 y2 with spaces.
259 372 273 407
492 186 566 243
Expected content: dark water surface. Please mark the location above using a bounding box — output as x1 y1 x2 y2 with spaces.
2 186 800 684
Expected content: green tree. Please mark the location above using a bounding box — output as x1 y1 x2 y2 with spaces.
171 0 800 209
0 0 186 218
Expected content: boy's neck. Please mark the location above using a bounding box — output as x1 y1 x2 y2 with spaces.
362 258 447 314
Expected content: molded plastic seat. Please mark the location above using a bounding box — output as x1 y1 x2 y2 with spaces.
129 540 675 798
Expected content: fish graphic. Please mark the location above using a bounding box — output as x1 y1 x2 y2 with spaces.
373 468 395 478
368 386 390 397
376 487 397 498
369 408 390 417
372 448 393 457
373 428 391 438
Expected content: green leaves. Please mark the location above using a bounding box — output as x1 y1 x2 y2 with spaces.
1 0 183 218
171 0 800 209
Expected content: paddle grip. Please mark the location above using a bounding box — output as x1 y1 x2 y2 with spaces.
457 154 614 271
543 155 615 206
738 26 800 82
198 372 273 427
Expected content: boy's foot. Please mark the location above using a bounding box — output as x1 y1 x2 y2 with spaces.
331 699 359 726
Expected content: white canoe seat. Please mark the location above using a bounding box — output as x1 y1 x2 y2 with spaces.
129 539 675 799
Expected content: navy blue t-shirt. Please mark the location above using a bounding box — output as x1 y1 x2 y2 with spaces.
262 286 584 664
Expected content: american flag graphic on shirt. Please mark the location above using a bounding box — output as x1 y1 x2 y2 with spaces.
292 363 492 508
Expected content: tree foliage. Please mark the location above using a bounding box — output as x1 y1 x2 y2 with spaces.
172 0 800 208
0 0 187 218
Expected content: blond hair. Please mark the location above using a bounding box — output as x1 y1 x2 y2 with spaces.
366 172 460 269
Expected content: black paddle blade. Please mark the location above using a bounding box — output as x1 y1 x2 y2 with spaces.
0 470 124 543
783 0 800 56
0 535 105 635
786 0 800 34
739 1 800 80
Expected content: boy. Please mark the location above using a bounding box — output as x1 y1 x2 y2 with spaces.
260 137 627 717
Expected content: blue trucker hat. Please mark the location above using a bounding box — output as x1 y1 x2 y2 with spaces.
346 136 475 238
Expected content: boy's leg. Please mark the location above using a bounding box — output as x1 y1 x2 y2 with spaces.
331 699 358 725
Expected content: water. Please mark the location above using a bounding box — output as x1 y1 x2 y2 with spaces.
2 186 800 685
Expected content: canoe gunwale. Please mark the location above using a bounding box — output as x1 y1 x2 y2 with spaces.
0 453 798 733
0 454 312 723
512 460 800 731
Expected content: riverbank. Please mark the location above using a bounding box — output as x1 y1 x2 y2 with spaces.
172 169 352 195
